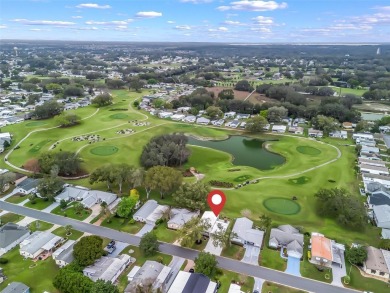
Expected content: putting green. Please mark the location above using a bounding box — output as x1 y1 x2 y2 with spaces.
26 121 47 127
288 176 311 185
296 146 321 155
109 113 128 119
263 198 301 215
28 139 51 153
234 175 252 182
90 146 119 156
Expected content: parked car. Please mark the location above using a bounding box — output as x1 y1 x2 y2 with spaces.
106 240 116 248
105 246 116 254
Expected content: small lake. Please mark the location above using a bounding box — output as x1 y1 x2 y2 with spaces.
188 136 285 170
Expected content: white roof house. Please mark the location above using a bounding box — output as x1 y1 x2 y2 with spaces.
329 131 348 139
196 117 210 125
224 112 236 119
83 254 131 283
19 231 63 259
358 158 386 167
231 217 264 247
272 125 287 133
158 111 173 119
183 115 196 123
373 205 390 229
52 240 75 268
200 211 218 236
171 114 186 121
360 164 389 176
361 145 380 155
353 133 374 140
288 126 304 135
133 200 169 225
167 208 199 230
308 128 323 138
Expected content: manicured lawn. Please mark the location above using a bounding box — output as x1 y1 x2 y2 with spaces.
100 216 143 234
0 248 59 293
153 223 179 243
262 282 307 293
0 213 24 224
90 145 119 156
222 244 245 260
216 270 254 293
51 204 91 220
24 198 53 210
260 246 287 271
28 220 53 232
263 198 301 215
5 194 28 204
300 257 332 283
343 263 390 293
52 226 84 240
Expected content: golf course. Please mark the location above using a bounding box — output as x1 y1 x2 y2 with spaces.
1 89 381 246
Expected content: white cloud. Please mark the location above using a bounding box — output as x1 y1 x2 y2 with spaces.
167 20 176 24
224 20 242 25
77 26 98 30
76 3 111 9
252 16 273 25
208 26 229 32
135 11 163 18
72 16 83 19
175 25 191 30
11 19 75 26
373 6 390 11
250 26 271 33
217 1 287 12
0 25 7 29
85 20 132 26
29 28 50 31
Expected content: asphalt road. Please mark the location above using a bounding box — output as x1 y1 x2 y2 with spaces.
0 202 361 293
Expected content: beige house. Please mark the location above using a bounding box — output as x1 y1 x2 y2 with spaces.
363 246 390 281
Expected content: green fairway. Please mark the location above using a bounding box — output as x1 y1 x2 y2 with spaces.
296 146 321 155
90 145 119 156
26 121 48 127
288 176 311 185
263 198 301 215
233 175 252 182
109 113 129 119
28 139 52 153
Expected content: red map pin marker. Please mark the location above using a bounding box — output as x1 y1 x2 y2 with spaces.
207 190 226 217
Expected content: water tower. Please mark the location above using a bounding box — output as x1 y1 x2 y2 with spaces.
13 47 18 57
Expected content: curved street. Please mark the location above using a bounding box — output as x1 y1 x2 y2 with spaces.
0 201 360 293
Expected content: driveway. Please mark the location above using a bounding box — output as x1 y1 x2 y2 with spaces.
253 277 265 292
331 261 347 287
285 256 301 276
42 202 60 213
241 245 260 265
204 236 223 256
107 241 129 258
135 223 154 236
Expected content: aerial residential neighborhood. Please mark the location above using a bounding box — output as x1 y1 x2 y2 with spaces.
0 1 390 293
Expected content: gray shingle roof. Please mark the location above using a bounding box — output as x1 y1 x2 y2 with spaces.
269 225 304 248
16 178 39 192
0 223 29 249
167 209 198 227
0 282 29 293
52 240 75 264
133 200 158 220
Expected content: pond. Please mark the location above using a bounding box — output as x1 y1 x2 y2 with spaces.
187 136 285 170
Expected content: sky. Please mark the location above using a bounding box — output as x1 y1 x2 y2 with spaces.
0 0 390 43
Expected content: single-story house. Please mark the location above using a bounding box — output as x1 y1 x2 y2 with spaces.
167 271 217 293
196 117 210 125
0 132 11 149
55 186 117 209
363 173 390 189
272 125 287 133
211 119 224 127
360 164 389 176
0 223 30 256
308 128 323 138
200 211 218 237
239 122 246 129
288 126 304 135
52 240 75 268
83 254 131 283
171 114 186 121
236 113 250 119
373 205 390 229
384 134 390 149
382 228 390 239
133 200 169 225
183 115 196 123
363 246 390 281
19 231 63 259
358 158 386 167
224 111 236 119
226 120 240 128
269 225 304 258
263 124 271 131
361 145 380 155
124 260 171 293
310 233 345 268
329 130 348 139
368 189 390 209
353 133 374 141
15 178 40 195
158 111 173 119
167 208 199 230
356 138 376 147
342 122 353 129
231 217 264 247
1 282 30 293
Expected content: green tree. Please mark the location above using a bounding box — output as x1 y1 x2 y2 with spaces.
194 252 218 278
218 89 234 100
267 106 288 122
92 93 113 107
205 106 223 119
234 80 253 92
139 232 158 256
258 214 272 230
346 246 367 266
74 202 84 215
178 217 211 247
55 112 81 127
45 83 63 94
245 115 268 132
53 264 93 293
91 280 119 293
33 100 64 119
144 166 182 199
0 172 16 193
211 223 236 248
65 225 72 235
128 77 145 92
89 165 117 190
312 115 340 136
73 236 104 266
37 175 64 201
172 181 210 211
116 196 138 218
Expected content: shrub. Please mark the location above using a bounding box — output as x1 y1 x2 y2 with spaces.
157 256 164 263
209 180 234 188
0 258 8 264
129 219 135 224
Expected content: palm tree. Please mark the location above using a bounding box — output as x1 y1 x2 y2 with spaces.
74 202 84 215
178 217 211 247
64 225 72 236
